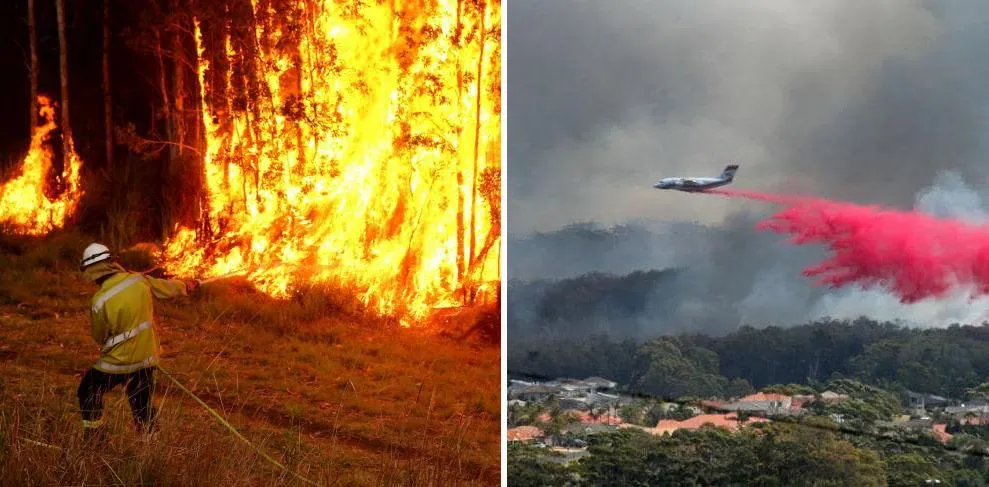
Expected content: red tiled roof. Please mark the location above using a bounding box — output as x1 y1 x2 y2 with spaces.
653 413 770 435
740 392 790 402
962 416 989 426
559 409 623 425
507 425 544 442
932 423 952 444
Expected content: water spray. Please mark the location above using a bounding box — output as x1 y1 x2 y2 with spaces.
196 268 249 285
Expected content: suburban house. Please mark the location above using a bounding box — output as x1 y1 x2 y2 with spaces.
511 384 564 402
819 391 851 403
715 393 793 417
944 403 989 423
507 374 978 456
583 377 618 391
542 377 618 397
558 391 623 411
655 413 771 435
618 413 771 436
508 425 545 443
564 409 623 425
563 423 619 436
907 392 951 415
932 423 953 444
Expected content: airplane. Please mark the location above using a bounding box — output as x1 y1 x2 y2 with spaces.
653 164 739 192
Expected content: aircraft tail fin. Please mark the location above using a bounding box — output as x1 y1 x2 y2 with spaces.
720 164 739 181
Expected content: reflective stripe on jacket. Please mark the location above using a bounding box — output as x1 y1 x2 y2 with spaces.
90 272 187 374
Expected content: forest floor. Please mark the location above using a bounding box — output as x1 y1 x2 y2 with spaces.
0 232 500 486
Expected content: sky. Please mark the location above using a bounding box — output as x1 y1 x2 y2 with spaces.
507 0 989 236
506 0 989 335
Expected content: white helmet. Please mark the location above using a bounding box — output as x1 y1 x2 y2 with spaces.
81 243 112 268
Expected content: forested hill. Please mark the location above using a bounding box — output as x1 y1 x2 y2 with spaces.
508 269 687 339
508 319 989 399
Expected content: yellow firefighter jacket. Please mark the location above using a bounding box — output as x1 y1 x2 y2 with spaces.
89 269 187 374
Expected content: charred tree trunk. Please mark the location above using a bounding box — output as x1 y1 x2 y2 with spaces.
28 0 38 127
169 0 208 235
56 0 70 153
53 0 71 199
102 0 113 172
155 28 174 170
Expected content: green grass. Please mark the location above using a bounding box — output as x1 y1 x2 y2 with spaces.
0 231 500 485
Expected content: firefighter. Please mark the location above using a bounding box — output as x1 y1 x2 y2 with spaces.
77 242 198 439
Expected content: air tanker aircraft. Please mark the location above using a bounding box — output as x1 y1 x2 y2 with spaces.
653 164 739 192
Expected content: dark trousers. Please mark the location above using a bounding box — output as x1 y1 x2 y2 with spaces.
77 366 157 432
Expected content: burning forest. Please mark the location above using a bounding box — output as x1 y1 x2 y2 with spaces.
0 1 501 483
0 0 502 326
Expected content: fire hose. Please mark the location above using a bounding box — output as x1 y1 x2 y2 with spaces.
166 269 324 485
19 365 320 485
157 367 320 486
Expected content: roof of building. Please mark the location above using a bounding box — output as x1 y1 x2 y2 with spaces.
583 377 618 388
507 425 544 442
819 391 850 401
932 423 952 444
563 409 623 425
653 413 771 435
718 400 791 413
740 392 790 402
563 423 619 435
945 404 989 414
514 384 563 395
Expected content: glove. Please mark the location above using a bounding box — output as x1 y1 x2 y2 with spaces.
184 279 201 294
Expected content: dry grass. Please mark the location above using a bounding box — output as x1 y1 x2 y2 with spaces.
0 231 500 486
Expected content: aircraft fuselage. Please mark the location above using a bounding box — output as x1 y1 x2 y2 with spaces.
653 164 738 192
653 177 731 192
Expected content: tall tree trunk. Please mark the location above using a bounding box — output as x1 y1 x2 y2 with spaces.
56 0 70 152
155 27 173 156
190 15 211 239
102 0 113 172
170 0 186 180
28 0 38 127
455 0 466 300
468 3 487 302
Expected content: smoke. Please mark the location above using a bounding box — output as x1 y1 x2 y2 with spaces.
507 0 989 340
508 1 989 235
509 172 989 341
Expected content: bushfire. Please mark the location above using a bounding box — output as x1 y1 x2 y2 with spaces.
162 0 502 325
0 95 83 236
0 1 500 327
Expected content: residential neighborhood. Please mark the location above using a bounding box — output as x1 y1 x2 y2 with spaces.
507 376 989 463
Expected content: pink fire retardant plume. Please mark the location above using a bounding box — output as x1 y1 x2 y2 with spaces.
707 188 989 303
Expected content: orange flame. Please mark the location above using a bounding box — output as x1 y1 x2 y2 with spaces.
0 95 84 235
164 1 501 325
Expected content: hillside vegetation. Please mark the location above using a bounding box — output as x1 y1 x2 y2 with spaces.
510 318 989 400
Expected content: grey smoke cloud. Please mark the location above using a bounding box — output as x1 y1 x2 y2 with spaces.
507 0 989 338
509 173 989 340
508 0 989 235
